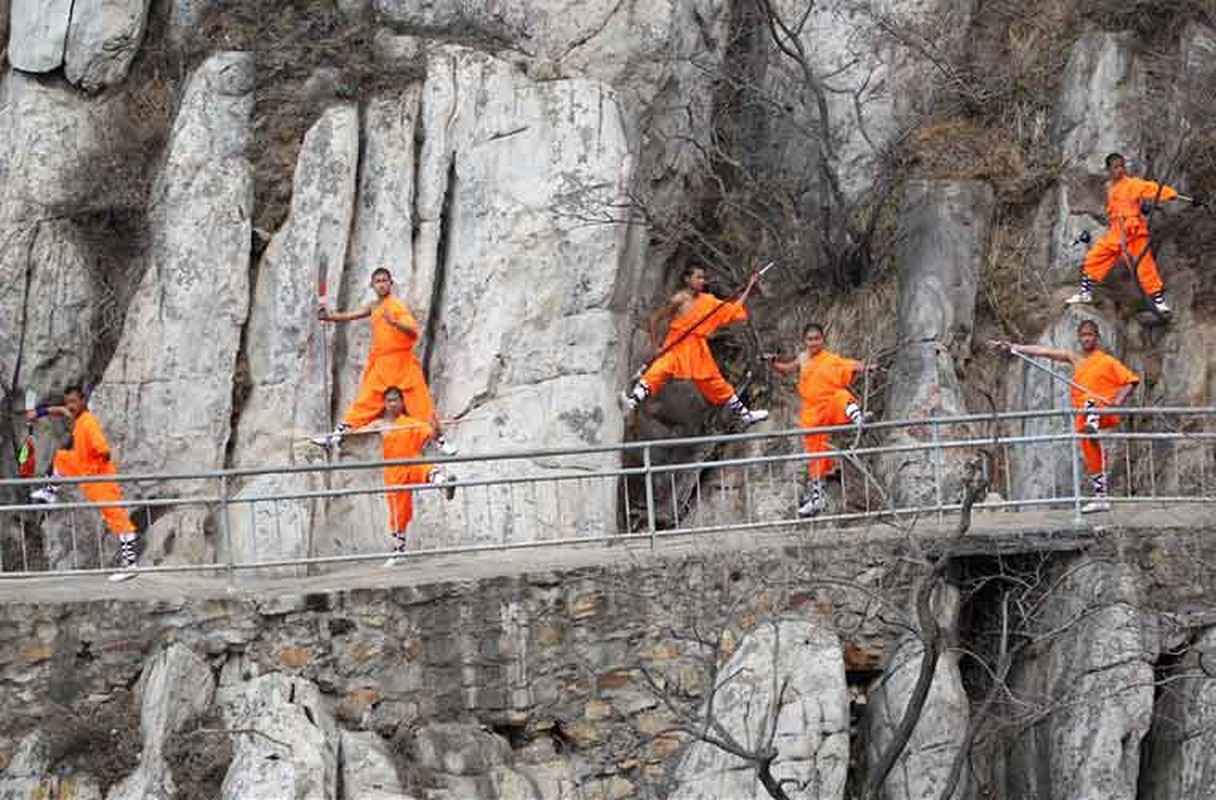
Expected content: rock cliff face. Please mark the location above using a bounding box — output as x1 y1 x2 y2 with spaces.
4 0 1216 796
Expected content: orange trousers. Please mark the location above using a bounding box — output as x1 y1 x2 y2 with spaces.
802 390 854 480
1082 225 1164 295
52 451 136 535
1075 411 1120 475
343 353 436 430
385 463 434 534
641 353 737 406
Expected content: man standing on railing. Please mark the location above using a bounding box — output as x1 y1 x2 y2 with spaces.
380 387 457 567
769 324 875 517
620 264 768 426
313 267 456 456
993 319 1140 513
26 385 142 580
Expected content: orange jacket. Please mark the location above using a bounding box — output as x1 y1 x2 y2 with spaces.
370 296 421 359
658 293 747 379
66 411 118 476
797 350 858 422
1106 177 1177 233
1072 350 1139 408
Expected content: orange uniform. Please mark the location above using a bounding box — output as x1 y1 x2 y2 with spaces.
382 415 435 534
343 296 436 429
641 293 747 405
1082 176 1177 296
52 411 136 535
798 351 860 479
1071 350 1139 474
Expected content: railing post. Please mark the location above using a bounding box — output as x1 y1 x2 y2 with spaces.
643 445 657 549
219 474 234 585
931 414 944 524
1070 416 1085 528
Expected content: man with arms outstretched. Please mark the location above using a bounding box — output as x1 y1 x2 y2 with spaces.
769 324 874 517
1066 152 1187 316
27 385 142 579
621 265 768 426
314 267 454 454
994 319 1139 513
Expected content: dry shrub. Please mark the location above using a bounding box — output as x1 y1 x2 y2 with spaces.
43 692 141 791
185 0 426 232
902 119 1027 183
979 213 1054 342
164 715 234 800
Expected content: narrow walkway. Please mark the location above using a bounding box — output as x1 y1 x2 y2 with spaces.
0 503 1199 605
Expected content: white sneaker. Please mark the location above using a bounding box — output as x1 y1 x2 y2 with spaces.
797 494 827 518
1065 290 1093 305
739 408 769 426
383 555 406 567
619 391 639 413
430 469 457 501
30 485 59 504
436 436 459 457
1081 498 1111 514
1152 297 1172 315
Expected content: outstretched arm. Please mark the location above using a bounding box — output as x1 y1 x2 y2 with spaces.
1130 178 1178 203
766 354 800 376
990 340 1078 365
25 405 69 422
319 304 372 323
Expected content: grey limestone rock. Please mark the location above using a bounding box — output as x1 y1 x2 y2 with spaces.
670 613 849 800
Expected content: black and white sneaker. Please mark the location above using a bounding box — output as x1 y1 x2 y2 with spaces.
109 534 141 582
797 483 828 517
30 485 60 504
384 534 408 567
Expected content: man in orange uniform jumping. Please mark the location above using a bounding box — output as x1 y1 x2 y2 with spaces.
995 319 1139 513
379 387 456 566
1066 152 1187 316
314 267 454 455
27 385 142 579
620 265 768 426
769 324 874 517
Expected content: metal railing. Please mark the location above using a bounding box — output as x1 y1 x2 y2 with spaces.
1 407 1213 580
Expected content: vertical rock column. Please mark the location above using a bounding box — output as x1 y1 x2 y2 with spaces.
412 46 635 547
865 584 969 800
1003 560 1158 800
93 52 254 492
1141 627 1216 800
227 103 359 570
879 180 993 508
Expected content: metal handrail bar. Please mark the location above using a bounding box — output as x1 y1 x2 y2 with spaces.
2 426 1209 513
4 406 1211 490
